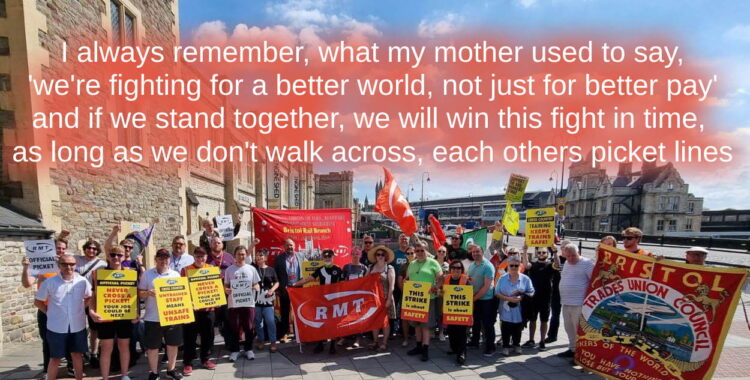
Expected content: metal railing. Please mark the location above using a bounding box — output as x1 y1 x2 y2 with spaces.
565 230 750 252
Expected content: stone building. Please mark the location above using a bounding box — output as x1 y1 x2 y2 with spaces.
0 0 315 346
314 171 357 232
565 157 703 235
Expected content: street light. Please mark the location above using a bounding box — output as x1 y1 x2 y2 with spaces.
468 193 473 222
420 172 430 228
406 183 414 202
550 170 558 200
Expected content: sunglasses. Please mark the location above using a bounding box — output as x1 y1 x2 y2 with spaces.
415 249 425 252
85 246 97 250
622 236 638 240
60 262 76 267
376 253 386 257
173 242 185 246
364 241 374 244
406 252 415 255
122 245 134 250
110 253 124 258
509 264 520 268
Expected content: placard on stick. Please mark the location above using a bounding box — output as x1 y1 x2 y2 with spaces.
25 239 57 276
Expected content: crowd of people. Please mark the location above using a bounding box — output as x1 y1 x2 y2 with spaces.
21 223 714 379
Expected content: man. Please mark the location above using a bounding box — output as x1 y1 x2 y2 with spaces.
34 253 92 380
207 235 235 344
75 239 107 370
104 225 144 273
138 249 183 380
359 234 376 267
557 244 594 359
546 242 567 344
522 247 556 351
685 247 708 266
446 234 469 262
170 235 194 273
405 241 443 361
621 227 652 256
392 234 409 337
466 244 496 356
199 219 221 253
180 248 217 375
274 238 306 343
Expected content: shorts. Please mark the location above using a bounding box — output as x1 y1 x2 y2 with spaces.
47 329 88 358
144 321 183 349
97 320 133 340
408 298 439 329
86 307 100 330
529 297 551 323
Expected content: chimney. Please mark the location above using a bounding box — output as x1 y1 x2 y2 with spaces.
617 163 632 179
641 162 657 173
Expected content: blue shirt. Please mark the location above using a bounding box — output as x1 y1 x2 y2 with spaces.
393 249 408 273
495 273 535 323
467 259 495 300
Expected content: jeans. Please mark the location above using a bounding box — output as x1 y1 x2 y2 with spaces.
548 292 562 340
470 298 497 352
183 310 215 364
254 305 276 342
562 305 582 351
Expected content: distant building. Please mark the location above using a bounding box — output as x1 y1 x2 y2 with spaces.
314 171 357 232
409 191 553 226
565 157 703 235
700 210 750 235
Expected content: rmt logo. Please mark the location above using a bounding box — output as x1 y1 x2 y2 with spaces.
296 290 379 328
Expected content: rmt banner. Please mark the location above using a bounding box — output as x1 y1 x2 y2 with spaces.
253 207 352 267
576 244 748 380
288 274 387 343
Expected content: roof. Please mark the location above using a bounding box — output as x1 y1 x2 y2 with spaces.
0 204 52 237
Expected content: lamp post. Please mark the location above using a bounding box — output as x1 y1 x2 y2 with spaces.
549 170 558 200
420 172 430 229
406 183 414 202
468 193 473 223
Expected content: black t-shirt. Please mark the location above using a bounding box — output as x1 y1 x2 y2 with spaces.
312 265 343 285
528 261 556 299
447 246 469 262
253 265 278 306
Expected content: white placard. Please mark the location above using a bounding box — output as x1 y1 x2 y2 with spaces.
215 214 235 241
25 239 57 276
230 278 256 308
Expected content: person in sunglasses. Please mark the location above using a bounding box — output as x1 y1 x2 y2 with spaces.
495 256 534 356
442 261 472 365
368 245 396 351
404 241 443 361
521 246 557 351
620 227 652 256
398 246 416 347
88 246 136 380
76 239 107 370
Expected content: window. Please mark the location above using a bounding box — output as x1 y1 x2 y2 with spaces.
724 215 737 222
593 202 597 214
740 214 750 222
0 37 8 55
600 199 607 213
701 215 710 222
710 215 723 222
685 219 693 231
110 1 135 45
656 220 664 231
0 109 15 128
659 196 679 211
668 220 677 232
0 0 6 18
688 202 695 213
0 74 9 91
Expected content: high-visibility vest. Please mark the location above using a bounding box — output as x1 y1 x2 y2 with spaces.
444 274 468 286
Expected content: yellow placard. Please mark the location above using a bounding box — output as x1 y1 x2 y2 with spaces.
505 174 529 203
96 269 137 321
187 266 227 309
154 277 195 326
525 207 556 247
301 260 324 287
400 281 431 322
502 202 520 236
441 284 473 326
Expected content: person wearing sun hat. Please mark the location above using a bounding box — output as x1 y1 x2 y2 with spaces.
368 245 396 351
685 246 709 266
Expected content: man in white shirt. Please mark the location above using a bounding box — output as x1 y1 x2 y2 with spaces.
138 249 184 380
557 243 594 359
169 235 194 273
35 253 92 380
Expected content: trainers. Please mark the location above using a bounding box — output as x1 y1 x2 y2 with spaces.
544 337 557 343
183 365 193 376
420 345 429 362
514 346 523 355
456 353 465 365
557 349 575 358
202 360 216 370
41 373 47 380
165 369 183 379
121 375 132 380
438 331 446 342
67 366 75 377
501 348 510 356
407 343 422 356
538 342 546 351
229 352 240 362
245 350 255 360
522 340 535 348
148 372 160 380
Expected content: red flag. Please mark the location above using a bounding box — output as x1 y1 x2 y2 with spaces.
288 274 388 342
429 214 446 251
374 167 417 236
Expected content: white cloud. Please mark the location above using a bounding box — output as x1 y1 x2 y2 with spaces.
265 0 380 40
417 13 464 38
518 0 538 8
724 24 750 43
192 20 229 45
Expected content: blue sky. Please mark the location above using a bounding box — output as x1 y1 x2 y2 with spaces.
179 0 750 210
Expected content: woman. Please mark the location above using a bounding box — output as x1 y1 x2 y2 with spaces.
77 239 107 369
435 246 449 341
368 245 396 351
442 260 471 365
253 249 279 353
88 246 135 380
600 235 617 248
495 256 535 356
224 246 261 362
398 246 415 347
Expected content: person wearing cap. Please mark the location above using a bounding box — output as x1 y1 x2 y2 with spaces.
138 248 183 380
405 241 443 362
180 247 217 375
368 245 396 351
293 249 343 354
621 227 652 256
274 238 306 343
685 247 708 266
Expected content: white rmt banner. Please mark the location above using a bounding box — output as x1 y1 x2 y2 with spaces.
215 214 235 241
25 239 57 276
230 278 256 308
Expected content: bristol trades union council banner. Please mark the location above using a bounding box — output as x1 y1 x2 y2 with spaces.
253 207 353 267
576 244 748 380
288 274 387 343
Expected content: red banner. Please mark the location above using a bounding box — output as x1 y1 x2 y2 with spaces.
288 274 388 342
252 207 352 267
577 244 748 380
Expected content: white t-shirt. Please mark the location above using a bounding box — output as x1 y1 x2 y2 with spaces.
138 267 181 322
75 256 107 284
170 253 195 273
559 256 594 306
35 273 92 333
224 264 261 308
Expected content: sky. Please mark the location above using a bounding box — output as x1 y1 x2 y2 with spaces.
179 0 750 210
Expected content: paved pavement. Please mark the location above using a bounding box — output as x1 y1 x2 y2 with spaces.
2 295 749 380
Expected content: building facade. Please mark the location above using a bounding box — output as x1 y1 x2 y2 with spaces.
565 158 703 235
314 170 357 232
